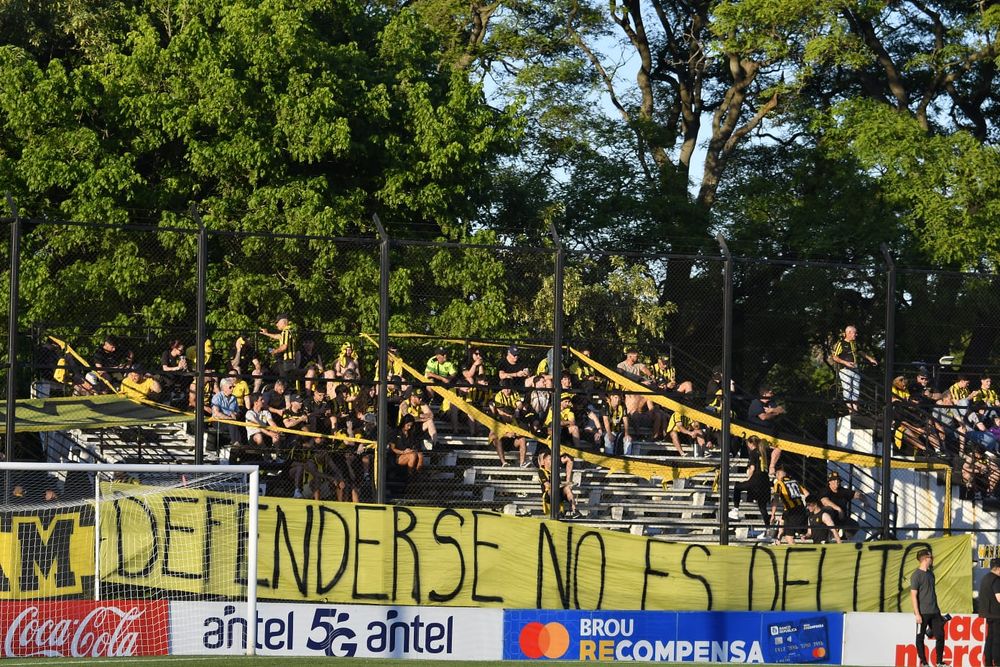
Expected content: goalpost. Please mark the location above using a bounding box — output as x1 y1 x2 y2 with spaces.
0 462 259 658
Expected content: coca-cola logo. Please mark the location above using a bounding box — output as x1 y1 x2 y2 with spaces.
4 605 145 657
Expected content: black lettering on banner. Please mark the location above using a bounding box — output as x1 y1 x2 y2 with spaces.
115 497 157 578
317 505 349 595
204 496 234 583
641 538 670 610
236 501 267 588
816 546 827 610
471 511 502 604
852 542 863 611
353 505 388 600
0 549 10 591
536 523 571 609
429 509 465 603
868 542 903 612
780 547 816 610
898 541 933 612
681 544 713 610
748 544 778 611
392 506 420 602
17 515 77 592
272 504 312 597
573 531 606 610
162 496 202 580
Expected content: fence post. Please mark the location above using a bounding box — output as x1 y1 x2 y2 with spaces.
374 214 390 505
716 234 733 545
5 194 19 470
549 224 564 520
880 244 896 539
192 206 207 465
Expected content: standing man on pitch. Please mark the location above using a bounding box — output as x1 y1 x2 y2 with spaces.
911 549 948 667
979 558 1000 666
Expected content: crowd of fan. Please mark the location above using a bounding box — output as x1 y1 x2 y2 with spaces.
45 317 954 541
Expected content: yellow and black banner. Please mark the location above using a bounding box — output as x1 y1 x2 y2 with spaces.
0 395 194 433
3 491 970 612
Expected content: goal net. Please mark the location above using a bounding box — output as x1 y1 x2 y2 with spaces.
0 462 259 658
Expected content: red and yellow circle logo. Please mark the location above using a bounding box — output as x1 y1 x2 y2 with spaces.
519 622 571 659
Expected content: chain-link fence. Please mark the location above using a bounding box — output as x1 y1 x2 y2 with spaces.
2 202 994 544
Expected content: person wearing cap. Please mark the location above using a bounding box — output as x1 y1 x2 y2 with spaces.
544 395 582 448
979 558 1000 666
425 347 460 432
830 324 878 413
911 548 948 667
498 345 531 387
120 366 162 401
650 353 694 395
399 388 437 445
93 336 133 375
73 371 103 397
259 315 296 378
819 470 863 540
282 394 310 442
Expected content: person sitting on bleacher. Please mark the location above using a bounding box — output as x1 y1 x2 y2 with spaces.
210 378 244 445
245 393 282 446
120 365 162 401
73 371 103 396
545 395 582 448
263 378 289 423
425 346 460 433
389 415 425 478
602 391 632 456
399 387 437 446
806 497 841 544
488 380 529 467
616 347 653 416
666 410 707 457
819 471 862 540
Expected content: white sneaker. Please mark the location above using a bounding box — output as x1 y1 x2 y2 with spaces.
293 488 303 499
728 508 740 521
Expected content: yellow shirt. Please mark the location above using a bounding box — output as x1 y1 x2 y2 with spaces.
120 376 157 400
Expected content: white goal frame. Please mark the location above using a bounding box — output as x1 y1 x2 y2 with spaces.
0 462 260 656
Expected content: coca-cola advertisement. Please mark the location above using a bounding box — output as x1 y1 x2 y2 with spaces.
0 600 169 657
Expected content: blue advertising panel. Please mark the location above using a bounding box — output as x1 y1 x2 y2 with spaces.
502 610 844 664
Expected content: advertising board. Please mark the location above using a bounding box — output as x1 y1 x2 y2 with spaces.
843 612 987 667
0 600 169 657
170 601 503 659
503 609 843 663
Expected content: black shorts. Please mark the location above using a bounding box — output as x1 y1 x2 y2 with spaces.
782 507 809 536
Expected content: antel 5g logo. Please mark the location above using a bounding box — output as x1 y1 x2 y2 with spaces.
519 622 571 659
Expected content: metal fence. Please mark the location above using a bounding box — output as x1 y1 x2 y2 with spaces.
1 197 996 543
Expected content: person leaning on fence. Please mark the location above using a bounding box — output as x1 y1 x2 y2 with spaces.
911 548 949 667
979 557 1000 667
830 325 877 413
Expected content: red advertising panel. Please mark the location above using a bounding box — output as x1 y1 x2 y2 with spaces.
0 600 169 657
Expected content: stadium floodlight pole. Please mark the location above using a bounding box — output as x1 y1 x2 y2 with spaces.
5 194 20 495
373 213 390 505
880 243 896 540
549 223 564 520
716 234 733 545
192 205 207 465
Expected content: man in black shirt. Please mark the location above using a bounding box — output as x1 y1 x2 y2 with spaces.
497 345 531 387
980 558 1000 667
819 471 862 540
263 379 289 422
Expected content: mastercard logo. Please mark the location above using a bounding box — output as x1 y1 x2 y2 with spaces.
812 646 827 659
519 622 571 659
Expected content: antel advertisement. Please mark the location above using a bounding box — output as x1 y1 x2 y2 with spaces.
0 600 170 658
503 609 844 663
169 601 503 659
843 612 988 667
